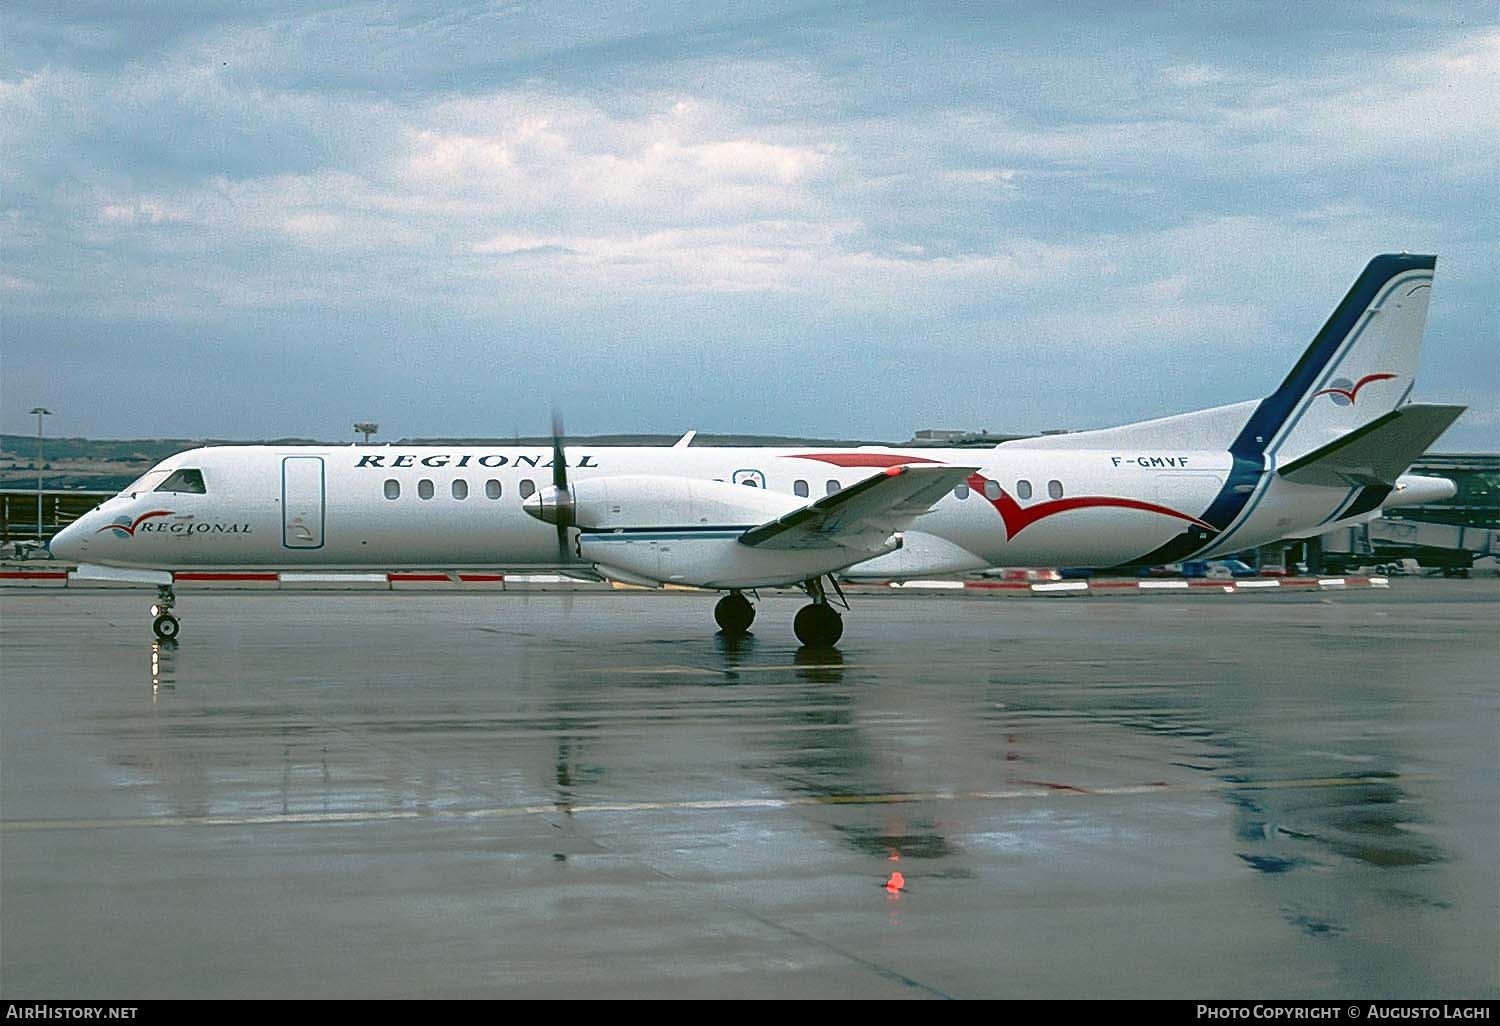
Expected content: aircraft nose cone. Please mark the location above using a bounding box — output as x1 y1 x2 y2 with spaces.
48 520 84 563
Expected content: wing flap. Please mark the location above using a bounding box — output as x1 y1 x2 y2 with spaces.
739 464 976 552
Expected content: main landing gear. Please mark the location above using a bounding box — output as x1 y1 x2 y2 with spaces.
710 577 849 647
793 576 845 649
714 591 756 635
151 584 180 641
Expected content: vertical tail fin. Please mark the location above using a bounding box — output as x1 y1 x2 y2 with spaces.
1234 254 1435 466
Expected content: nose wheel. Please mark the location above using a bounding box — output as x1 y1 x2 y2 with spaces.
151 585 180 640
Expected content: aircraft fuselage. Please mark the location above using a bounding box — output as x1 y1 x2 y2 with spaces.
54 441 1354 577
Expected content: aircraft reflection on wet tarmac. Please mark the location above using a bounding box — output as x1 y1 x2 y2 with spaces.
128 622 1441 922
150 638 178 694
982 671 1451 949
7 585 1495 999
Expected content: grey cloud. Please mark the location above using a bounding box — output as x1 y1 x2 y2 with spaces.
2 3 1495 449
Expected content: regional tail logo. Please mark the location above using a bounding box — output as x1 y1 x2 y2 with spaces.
1313 372 1397 406
96 510 173 538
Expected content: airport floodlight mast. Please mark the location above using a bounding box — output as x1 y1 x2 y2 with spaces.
30 407 50 540
354 422 379 444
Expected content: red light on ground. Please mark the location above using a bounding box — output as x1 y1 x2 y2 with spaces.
885 871 905 893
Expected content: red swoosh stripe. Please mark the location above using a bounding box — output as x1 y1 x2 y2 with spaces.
95 509 173 536
788 457 1216 539
966 474 1214 539
1313 372 1397 404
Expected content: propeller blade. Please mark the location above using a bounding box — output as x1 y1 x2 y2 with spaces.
550 410 571 561
551 410 568 492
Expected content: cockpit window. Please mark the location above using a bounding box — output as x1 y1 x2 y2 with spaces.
121 469 171 497
155 469 207 494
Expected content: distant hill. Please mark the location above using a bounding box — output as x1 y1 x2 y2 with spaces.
0 435 328 462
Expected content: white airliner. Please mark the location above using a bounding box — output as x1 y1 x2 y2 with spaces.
49 254 1463 647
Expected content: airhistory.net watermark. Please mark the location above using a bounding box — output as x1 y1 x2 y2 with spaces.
5 1007 137 1020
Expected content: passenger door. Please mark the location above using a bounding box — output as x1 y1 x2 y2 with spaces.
281 456 325 549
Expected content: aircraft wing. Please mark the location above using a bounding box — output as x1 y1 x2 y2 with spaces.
739 464 977 553
1278 404 1466 488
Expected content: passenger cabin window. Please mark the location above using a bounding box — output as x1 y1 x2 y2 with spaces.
155 468 206 494
954 483 969 499
485 479 502 499
383 479 400 500
1016 480 1033 500
418 479 434 500
826 479 841 496
1048 479 1064 499
984 480 1001 500
794 479 809 498
452 479 468 500
519 479 535 499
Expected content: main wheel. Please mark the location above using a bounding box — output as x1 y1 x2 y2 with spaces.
793 603 843 648
714 593 755 634
153 613 180 640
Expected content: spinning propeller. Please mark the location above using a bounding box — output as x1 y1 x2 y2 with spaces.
550 411 576 560
519 410 579 562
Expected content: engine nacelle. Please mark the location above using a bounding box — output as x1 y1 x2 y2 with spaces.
532 474 800 532
524 474 897 589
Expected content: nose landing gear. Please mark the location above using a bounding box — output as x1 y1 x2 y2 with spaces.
151 585 180 640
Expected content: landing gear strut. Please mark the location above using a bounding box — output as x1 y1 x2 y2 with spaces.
793 576 845 649
151 585 180 641
714 591 756 635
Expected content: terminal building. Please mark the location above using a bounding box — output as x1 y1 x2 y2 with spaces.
1303 453 1500 575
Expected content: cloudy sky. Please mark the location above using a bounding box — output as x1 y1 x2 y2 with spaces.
3 1 1496 447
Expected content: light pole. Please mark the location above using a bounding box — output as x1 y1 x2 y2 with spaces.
30 407 51 541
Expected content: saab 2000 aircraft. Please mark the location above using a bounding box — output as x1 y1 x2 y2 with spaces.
49 254 1463 647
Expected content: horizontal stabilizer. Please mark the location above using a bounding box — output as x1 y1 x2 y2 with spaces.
1278 404 1465 487
740 464 976 552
